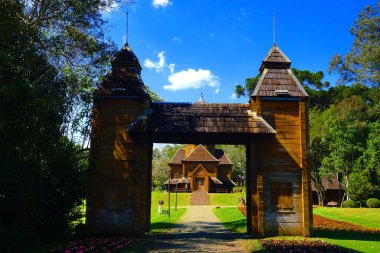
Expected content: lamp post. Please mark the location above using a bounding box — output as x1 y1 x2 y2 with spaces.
175 172 179 211
166 168 171 219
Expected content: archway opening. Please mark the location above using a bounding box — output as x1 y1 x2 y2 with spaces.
149 142 248 234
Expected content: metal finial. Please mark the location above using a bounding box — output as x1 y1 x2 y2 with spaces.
197 84 205 103
273 12 276 46
126 10 129 43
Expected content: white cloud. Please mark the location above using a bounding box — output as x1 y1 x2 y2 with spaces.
215 88 220 94
172 36 182 43
230 93 238 99
144 51 166 72
152 0 171 8
164 69 220 92
168 63 175 73
144 51 175 73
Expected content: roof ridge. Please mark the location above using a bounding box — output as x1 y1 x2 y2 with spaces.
183 144 218 162
263 44 291 63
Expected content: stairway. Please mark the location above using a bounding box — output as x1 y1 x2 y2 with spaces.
190 191 210 205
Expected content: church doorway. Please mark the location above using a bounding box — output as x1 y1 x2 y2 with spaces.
195 177 205 191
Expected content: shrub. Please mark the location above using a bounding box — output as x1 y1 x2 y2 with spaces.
366 198 380 208
342 200 356 208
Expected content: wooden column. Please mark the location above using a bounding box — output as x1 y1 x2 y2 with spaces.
300 98 312 237
86 96 151 235
249 136 265 238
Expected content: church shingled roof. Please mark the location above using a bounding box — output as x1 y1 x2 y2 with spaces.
183 145 218 162
168 148 186 164
214 149 233 165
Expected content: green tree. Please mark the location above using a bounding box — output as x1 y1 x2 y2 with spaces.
329 3 380 86
146 84 164 102
152 145 184 188
0 2 88 251
348 171 378 206
234 74 260 98
321 96 369 200
17 0 137 147
216 145 246 186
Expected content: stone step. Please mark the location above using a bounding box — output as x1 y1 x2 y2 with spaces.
190 191 210 205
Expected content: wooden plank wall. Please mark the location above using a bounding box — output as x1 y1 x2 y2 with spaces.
249 98 310 237
86 97 151 235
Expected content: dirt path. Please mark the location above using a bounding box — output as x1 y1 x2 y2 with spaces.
141 206 250 253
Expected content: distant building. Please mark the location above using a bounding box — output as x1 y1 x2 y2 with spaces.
165 144 236 192
311 174 345 206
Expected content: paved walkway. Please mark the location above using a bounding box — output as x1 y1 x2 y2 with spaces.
142 206 249 253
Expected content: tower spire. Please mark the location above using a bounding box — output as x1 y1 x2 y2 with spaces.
197 84 205 103
126 10 129 44
273 12 276 46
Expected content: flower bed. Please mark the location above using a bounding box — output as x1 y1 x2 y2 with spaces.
260 239 351 253
314 214 380 233
50 237 137 253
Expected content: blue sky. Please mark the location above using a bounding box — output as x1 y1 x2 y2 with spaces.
103 0 377 104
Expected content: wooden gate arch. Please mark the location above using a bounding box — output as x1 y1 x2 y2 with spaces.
86 43 312 238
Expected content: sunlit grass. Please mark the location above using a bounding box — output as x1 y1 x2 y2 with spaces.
209 192 245 206
212 207 246 233
313 207 380 229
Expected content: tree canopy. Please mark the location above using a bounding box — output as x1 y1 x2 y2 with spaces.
329 3 380 86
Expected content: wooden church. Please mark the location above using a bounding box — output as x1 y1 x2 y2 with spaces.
165 144 236 193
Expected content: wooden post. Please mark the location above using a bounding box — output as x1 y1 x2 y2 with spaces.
86 96 151 235
249 136 265 238
300 98 312 237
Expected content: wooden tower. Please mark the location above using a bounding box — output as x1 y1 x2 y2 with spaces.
248 45 312 236
86 43 152 234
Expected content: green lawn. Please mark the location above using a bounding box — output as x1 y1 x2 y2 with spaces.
315 229 380 253
313 207 380 229
209 192 245 206
150 191 189 233
313 207 380 253
212 206 380 253
212 207 247 233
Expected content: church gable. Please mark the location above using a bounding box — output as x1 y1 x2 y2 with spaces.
183 144 218 162
188 164 210 177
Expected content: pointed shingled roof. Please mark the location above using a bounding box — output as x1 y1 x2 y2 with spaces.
252 44 308 97
214 149 233 165
98 43 149 98
168 148 186 164
183 144 218 162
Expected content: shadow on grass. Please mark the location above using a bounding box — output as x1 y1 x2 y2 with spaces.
221 218 247 233
141 221 252 252
150 222 177 232
315 229 380 242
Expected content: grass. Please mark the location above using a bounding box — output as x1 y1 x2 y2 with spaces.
150 191 189 233
313 207 380 229
212 206 380 253
314 229 380 253
212 207 247 233
209 192 246 206
313 207 380 253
